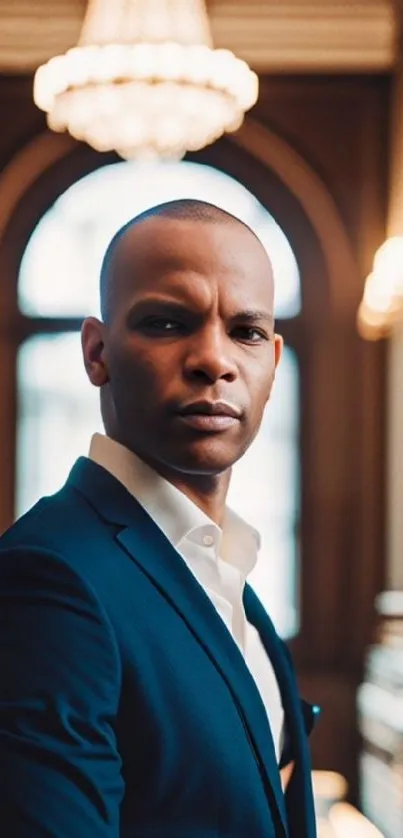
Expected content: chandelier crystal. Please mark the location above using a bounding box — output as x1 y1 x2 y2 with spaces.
33 0 259 160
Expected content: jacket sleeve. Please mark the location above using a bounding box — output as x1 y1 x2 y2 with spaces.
0 547 124 837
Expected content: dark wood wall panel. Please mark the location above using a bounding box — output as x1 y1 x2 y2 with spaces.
255 75 390 269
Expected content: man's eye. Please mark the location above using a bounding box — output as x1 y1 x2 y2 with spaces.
141 317 184 333
233 326 268 343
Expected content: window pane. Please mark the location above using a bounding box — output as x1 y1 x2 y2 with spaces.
19 160 300 320
17 335 299 639
16 333 102 516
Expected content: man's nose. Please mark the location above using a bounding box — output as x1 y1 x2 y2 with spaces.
183 327 238 384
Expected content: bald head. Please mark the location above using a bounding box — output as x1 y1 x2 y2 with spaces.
82 196 282 482
99 198 271 323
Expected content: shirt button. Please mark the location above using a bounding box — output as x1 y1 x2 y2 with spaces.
202 534 214 547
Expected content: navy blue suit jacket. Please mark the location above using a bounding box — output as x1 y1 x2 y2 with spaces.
0 458 318 837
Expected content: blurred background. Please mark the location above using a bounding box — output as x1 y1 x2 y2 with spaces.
0 1 403 835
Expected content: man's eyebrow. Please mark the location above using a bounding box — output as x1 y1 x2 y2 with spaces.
230 309 274 325
127 300 274 325
126 298 192 317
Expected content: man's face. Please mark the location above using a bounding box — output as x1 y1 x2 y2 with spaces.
84 216 282 477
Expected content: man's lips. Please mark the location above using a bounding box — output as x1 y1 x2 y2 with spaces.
175 400 242 432
176 414 239 432
177 400 242 418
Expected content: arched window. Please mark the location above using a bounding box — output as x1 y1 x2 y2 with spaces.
17 160 301 637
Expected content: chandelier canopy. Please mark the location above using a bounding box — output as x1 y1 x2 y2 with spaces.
33 0 259 160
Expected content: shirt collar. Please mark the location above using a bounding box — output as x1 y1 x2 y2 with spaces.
89 433 260 578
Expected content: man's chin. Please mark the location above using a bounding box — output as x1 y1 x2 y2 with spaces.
169 438 241 476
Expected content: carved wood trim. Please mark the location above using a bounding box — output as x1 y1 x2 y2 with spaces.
0 0 396 73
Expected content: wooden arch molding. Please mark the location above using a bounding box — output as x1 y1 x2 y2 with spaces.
233 118 360 315
0 119 359 326
0 120 362 537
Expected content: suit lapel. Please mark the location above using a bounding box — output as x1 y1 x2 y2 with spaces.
244 584 317 838
69 458 288 836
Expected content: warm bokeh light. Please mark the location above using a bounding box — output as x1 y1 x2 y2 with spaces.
358 237 403 339
329 803 385 837
373 237 403 295
312 771 348 803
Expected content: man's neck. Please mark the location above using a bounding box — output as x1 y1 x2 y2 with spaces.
162 471 231 526
139 457 231 526
105 431 231 525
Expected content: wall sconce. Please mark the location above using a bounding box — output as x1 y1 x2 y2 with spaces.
357 237 403 340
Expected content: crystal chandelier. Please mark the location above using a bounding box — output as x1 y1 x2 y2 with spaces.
357 237 403 339
33 0 259 160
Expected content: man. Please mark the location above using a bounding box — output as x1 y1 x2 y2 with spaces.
0 199 318 837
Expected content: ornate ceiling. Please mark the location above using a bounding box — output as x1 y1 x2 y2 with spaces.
0 0 397 74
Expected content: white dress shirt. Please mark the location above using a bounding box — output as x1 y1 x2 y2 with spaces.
89 433 284 759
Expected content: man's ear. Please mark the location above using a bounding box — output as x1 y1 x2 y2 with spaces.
274 333 283 369
81 317 109 387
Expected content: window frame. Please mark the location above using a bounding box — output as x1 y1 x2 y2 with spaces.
15 157 304 639
0 134 386 678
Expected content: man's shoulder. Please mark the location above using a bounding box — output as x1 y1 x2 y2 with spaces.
0 478 94 556
0 475 123 613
